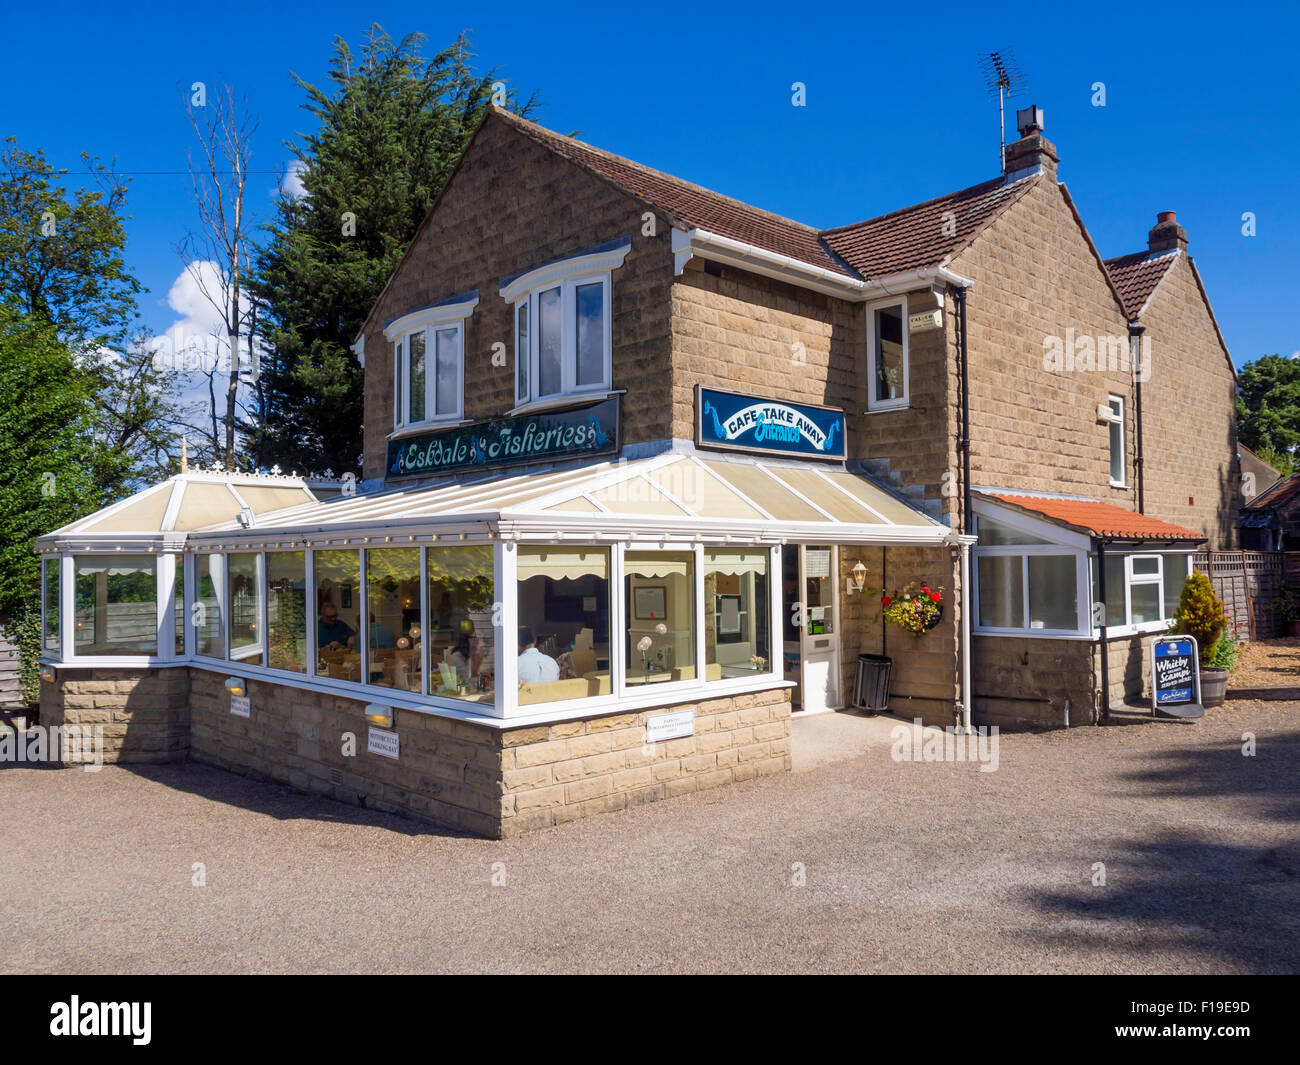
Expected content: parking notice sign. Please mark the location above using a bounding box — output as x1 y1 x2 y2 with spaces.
1150 636 1203 718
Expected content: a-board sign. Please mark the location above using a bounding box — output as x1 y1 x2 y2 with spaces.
1150 635 1204 718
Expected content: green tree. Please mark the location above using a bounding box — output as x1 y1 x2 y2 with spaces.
1235 354 1300 462
252 26 538 475
0 309 104 615
0 140 141 353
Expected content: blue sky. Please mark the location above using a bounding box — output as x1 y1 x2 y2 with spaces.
5 0 1297 366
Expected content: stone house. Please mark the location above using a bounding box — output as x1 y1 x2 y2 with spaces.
34 104 1240 835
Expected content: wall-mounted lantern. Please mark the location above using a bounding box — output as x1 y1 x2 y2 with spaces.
365 703 394 728
224 676 246 698
846 560 868 595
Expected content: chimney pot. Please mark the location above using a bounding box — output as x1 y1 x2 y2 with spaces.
1157 211 1176 224
1148 211 1188 254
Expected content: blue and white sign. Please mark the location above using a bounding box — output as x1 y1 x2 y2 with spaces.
1150 635 1202 714
696 386 846 461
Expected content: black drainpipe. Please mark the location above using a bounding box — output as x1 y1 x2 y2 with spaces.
1096 538 1110 722
957 286 972 535
1130 322 1146 513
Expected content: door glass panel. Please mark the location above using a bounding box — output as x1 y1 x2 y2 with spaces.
804 547 834 635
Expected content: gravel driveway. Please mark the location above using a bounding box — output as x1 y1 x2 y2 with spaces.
2 701 1296 974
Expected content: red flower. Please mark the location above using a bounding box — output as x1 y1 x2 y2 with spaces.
930 593 940 602
881 596 891 606
921 585 930 594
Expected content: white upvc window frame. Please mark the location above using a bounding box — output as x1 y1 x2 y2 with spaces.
971 501 1093 638
1091 550 1193 637
866 293 910 412
384 295 478 430
1105 394 1126 487
501 241 629 412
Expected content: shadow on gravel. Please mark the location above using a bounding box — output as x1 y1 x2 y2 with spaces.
122 762 472 839
1025 730 1300 972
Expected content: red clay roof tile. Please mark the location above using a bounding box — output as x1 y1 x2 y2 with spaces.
987 493 1205 541
1103 249 1178 318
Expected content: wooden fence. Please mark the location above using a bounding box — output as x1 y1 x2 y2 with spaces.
1195 551 1285 640
0 618 22 711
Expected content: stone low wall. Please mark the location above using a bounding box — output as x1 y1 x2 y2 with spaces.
500 688 791 835
187 667 791 838
38 667 190 763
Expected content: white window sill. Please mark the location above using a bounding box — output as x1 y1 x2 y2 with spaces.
387 418 471 441
865 400 909 413
1109 480 1129 490
973 628 1089 641
507 389 622 418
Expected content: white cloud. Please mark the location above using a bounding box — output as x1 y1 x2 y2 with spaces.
279 159 308 201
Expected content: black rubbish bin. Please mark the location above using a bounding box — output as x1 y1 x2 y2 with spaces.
854 653 892 712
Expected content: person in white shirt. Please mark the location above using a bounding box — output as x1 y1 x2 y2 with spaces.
517 626 560 683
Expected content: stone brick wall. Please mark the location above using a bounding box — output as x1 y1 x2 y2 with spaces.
669 260 958 522
187 666 789 838
844 545 961 727
500 688 790 835
361 112 675 482
1132 256 1239 547
951 178 1136 507
972 635 1094 730
38 667 190 763
188 668 508 838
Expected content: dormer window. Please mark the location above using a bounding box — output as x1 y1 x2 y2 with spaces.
501 238 630 411
384 293 478 429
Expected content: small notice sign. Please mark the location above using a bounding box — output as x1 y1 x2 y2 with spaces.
646 709 695 743
367 727 400 760
1150 636 1204 718
230 695 250 718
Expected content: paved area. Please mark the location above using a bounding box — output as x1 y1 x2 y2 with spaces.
2 702 1297 974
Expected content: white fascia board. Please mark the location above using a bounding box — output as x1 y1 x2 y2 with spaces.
499 239 632 304
383 293 480 342
673 227 974 301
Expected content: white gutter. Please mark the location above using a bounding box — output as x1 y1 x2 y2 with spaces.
672 227 975 301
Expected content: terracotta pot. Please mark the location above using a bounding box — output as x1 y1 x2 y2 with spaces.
1200 668 1229 708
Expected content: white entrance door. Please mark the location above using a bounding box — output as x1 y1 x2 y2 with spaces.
799 545 841 713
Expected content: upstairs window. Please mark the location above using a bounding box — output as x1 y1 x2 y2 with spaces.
1104 394 1125 486
867 297 909 411
501 240 630 409
384 294 478 430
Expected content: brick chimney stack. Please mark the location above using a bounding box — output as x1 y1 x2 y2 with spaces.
1003 104 1058 180
1148 211 1188 253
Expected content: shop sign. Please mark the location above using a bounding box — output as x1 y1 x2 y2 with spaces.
386 396 620 479
645 709 695 743
1150 636 1202 716
368 727 400 760
229 695 250 718
696 386 845 461
908 308 943 332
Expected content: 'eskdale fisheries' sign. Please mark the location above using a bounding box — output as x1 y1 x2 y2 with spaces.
696 386 846 461
387 396 619 478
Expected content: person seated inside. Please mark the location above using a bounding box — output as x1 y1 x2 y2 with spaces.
369 611 397 650
449 621 483 681
318 603 356 651
517 625 560 683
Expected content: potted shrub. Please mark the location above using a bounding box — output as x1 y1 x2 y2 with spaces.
1171 571 1230 707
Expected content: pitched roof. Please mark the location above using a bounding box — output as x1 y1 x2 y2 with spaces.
821 175 1039 279
491 109 853 277
985 492 1205 541
1243 471 1300 511
1103 249 1178 318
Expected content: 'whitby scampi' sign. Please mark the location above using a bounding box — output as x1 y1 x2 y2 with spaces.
695 386 846 461
387 396 619 478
